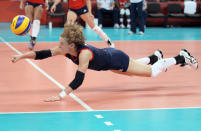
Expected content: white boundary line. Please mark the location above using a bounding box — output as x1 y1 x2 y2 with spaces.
0 106 201 114
0 37 93 111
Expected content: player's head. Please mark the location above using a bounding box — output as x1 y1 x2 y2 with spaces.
60 22 85 51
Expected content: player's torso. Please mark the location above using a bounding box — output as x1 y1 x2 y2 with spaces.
68 0 86 9
27 0 44 4
65 44 112 71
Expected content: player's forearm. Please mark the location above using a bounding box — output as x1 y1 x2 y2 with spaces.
21 51 36 59
23 49 53 60
59 71 85 98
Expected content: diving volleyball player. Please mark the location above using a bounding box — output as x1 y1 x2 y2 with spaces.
11 23 198 102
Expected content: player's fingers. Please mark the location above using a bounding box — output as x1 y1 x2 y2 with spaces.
11 56 16 63
44 96 59 102
44 97 53 102
51 7 55 13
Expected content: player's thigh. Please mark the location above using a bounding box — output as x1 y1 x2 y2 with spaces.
25 5 34 22
33 6 44 20
110 70 133 76
80 13 95 28
66 11 77 23
126 59 152 77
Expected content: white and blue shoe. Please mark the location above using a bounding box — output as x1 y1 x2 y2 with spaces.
28 40 36 50
179 49 198 70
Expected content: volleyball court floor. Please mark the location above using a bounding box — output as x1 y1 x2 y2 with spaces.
0 23 201 131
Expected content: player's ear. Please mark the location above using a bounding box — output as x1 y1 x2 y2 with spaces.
70 43 76 48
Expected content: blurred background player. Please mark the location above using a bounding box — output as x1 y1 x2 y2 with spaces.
142 0 147 28
97 0 119 28
51 0 115 48
128 0 145 35
116 0 131 28
20 0 48 50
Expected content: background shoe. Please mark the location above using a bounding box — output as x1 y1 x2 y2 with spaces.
114 24 119 28
120 24 125 28
107 39 115 48
127 24 131 28
98 24 102 28
179 49 198 69
109 43 115 48
28 40 36 50
139 31 144 35
128 31 135 35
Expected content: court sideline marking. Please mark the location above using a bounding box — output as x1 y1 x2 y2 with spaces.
0 37 121 131
0 106 201 114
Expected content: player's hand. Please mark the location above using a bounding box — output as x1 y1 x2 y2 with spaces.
44 95 62 102
11 55 22 63
51 5 56 13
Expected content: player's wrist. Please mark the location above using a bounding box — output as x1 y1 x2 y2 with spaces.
59 90 67 98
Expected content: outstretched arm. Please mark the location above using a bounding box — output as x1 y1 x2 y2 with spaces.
44 49 92 102
11 46 63 63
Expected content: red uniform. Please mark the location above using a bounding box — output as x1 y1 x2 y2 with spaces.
119 0 128 8
27 0 44 4
69 0 86 9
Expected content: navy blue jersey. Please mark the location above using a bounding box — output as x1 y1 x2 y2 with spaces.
65 44 129 72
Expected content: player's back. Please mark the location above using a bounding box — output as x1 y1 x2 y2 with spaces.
65 44 129 72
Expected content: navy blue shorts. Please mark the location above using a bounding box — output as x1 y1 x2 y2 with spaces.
69 6 88 16
106 48 130 72
25 1 44 8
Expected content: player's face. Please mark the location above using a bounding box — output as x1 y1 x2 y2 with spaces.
59 37 72 53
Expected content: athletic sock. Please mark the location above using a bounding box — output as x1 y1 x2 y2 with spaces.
174 55 185 65
92 25 110 42
149 55 158 65
151 58 176 77
32 20 40 38
136 57 150 65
